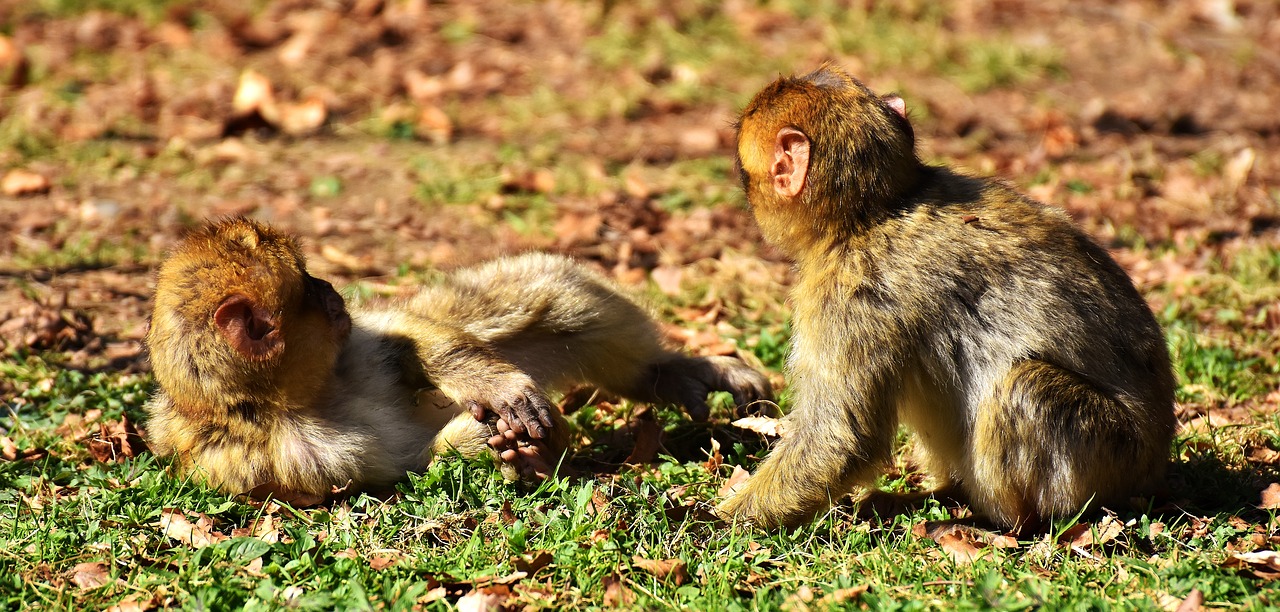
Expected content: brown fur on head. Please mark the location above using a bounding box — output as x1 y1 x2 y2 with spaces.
146 218 351 417
735 65 921 253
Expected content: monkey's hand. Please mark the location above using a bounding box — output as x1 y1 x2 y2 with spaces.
652 355 775 421
464 373 557 440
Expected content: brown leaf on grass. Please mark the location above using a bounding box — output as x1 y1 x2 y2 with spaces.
56 409 102 440
369 549 403 570
416 105 452 143
1247 446 1280 465
936 530 987 564
69 562 111 590
650 265 684 296
703 437 723 472
820 585 870 605
1174 588 1204 612
623 407 662 465
717 465 751 498
86 416 147 464
631 556 690 585
731 416 787 438
1223 550 1280 580
782 585 817 611
499 499 518 525
603 573 635 607
1259 483 1280 509
230 516 279 543
1059 516 1124 548
553 211 603 249
913 521 1018 565
514 550 553 575
276 97 327 135
0 300 95 352
0 436 16 460
158 509 226 548
232 69 275 116
590 489 611 518
2 168 51 196
456 585 511 612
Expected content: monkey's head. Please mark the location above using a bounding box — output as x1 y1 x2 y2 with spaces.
735 65 920 252
147 217 352 416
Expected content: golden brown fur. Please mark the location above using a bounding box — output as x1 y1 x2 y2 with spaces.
145 218 771 502
718 66 1176 531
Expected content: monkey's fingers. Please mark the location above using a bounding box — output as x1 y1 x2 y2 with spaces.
498 392 554 440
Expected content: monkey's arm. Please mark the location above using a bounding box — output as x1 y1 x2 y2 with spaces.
718 280 911 527
363 310 557 440
414 253 772 420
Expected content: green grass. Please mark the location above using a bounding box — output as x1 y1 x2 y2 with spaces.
3 308 1279 609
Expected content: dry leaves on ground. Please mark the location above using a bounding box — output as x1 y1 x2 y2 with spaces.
717 465 752 499
68 562 112 590
631 556 690 585
731 415 786 438
912 521 1019 565
1223 550 1280 580
157 509 227 548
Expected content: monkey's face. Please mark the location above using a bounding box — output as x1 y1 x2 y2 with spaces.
301 274 351 343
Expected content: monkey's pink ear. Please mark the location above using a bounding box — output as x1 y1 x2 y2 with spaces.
884 95 907 118
215 294 284 360
772 127 809 199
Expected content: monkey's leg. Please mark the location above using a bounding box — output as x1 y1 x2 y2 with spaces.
968 360 1167 531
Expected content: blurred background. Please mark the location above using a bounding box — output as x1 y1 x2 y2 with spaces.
0 0 1276 412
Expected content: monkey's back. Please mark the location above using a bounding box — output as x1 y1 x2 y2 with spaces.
849 167 1175 431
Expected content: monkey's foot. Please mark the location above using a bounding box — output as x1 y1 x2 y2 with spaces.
489 417 555 480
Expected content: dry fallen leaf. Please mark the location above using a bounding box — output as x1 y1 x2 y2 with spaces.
69 562 111 590
2 168 51 196
623 408 662 465
1259 483 1280 509
1059 516 1123 548
703 436 723 472
514 550 554 575
368 549 403 570
631 556 690 585
1223 549 1280 580
276 97 327 135
717 465 751 498
650 265 684 296
820 585 870 605
86 417 147 464
603 573 635 607
232 69 275 116
457 586 511 612
936 530 987 565
158 509 226 548
106 596 151 612
1174 588 1204 612
731 416 787 438
230 516 280 543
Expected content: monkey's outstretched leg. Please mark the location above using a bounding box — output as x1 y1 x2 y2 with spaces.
968 360 1168 531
